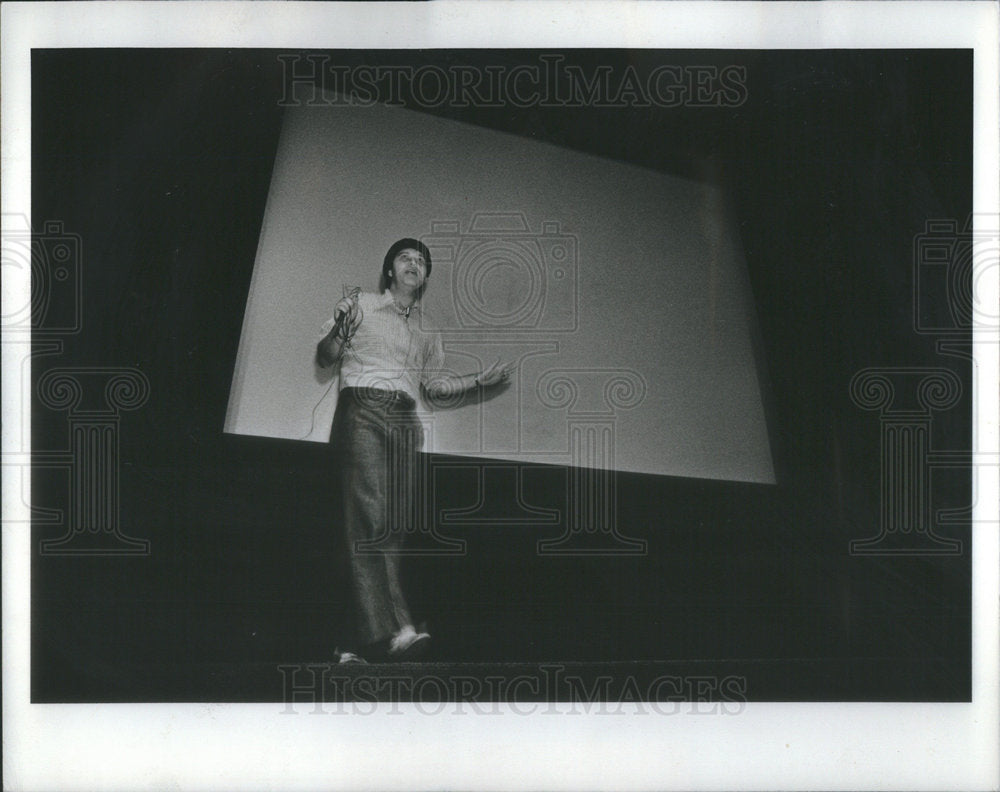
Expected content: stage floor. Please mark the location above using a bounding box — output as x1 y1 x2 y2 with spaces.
33 656 968 704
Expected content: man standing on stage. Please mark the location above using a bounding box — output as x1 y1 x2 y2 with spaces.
317 238 513 663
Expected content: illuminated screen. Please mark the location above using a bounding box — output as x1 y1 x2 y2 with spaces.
225 99 775 483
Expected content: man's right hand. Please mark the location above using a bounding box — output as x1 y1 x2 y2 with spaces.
334 297 363 339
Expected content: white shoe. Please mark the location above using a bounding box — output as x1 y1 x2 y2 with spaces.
388 625 431 660
336 648 368 665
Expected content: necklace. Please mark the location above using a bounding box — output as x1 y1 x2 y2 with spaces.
392 297 412 319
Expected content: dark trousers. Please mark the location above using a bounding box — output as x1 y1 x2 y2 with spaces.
330 387 424 647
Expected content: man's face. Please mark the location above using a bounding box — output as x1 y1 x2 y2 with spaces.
392 248 428 291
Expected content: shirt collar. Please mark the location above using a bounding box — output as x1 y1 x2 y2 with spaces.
379 289 422 313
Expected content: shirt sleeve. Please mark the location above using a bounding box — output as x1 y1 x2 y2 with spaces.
317 315 337 343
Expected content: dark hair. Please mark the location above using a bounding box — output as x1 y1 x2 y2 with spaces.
379 238 432 294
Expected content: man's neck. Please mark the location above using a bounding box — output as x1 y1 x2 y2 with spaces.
389 284 417 308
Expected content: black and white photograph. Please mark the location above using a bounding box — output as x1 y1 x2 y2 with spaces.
3 2 998 790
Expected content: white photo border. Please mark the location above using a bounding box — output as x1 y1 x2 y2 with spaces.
2 2 998 790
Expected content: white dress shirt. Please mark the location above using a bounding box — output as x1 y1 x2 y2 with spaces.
319 290 445 403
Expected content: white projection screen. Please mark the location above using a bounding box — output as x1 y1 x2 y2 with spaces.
225 99 775 483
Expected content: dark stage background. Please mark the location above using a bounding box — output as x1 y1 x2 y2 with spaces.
31 49 972 702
